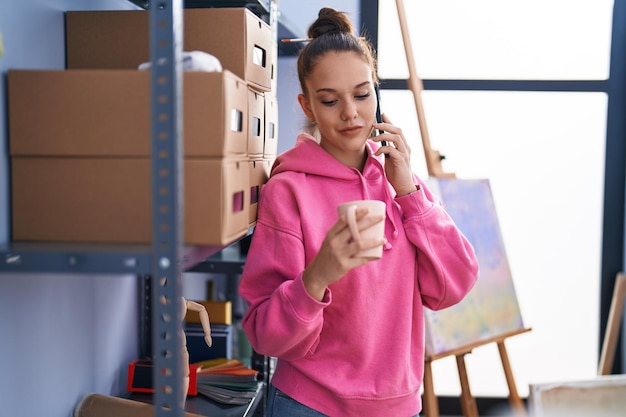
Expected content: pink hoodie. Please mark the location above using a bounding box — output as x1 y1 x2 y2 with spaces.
239 134 478 417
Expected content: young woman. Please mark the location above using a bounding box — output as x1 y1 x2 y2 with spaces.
239 7 479 417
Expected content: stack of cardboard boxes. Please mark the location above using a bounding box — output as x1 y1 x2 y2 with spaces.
8 8 277 246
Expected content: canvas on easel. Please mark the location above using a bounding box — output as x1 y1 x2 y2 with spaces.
422 178 529 417
424 178 525 356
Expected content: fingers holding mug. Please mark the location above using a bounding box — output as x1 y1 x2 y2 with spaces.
336 200 386 260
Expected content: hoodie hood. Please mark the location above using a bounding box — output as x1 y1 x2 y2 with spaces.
270 133 400 244
271 134 379 179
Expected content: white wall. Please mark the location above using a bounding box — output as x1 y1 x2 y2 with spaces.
0 1 140 416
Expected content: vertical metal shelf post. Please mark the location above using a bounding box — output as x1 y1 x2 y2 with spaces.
150 1 186 416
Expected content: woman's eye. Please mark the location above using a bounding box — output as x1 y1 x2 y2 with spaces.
321 100 337 106
355 92 371 100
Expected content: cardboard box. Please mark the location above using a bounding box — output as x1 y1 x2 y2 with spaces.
247 88 265 158
65 8 273 91
184 301 232 325
11 157 250 245
248 159 272 225
264 93 279 157
8 69 247 158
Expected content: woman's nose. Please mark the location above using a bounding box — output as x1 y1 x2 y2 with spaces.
340 100 358 121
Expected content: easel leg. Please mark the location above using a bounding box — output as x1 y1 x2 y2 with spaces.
422 359 439 417
496 341 526 416
456 354 479 417
598 272 626 375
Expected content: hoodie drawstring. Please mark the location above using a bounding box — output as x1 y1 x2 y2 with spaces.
359 150 399 251
383 181 399 250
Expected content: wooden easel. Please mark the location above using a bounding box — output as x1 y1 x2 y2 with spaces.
598 272 626 375
393 1 531 415
394 0 455 180
421 328 531 417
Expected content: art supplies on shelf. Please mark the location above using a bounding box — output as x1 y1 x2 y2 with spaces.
193 358 260 405
127 359 201 396
186 323 233 362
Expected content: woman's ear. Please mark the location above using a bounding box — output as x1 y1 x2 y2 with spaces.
297 93 314 122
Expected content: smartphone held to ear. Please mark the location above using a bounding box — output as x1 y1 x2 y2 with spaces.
375 85 390 158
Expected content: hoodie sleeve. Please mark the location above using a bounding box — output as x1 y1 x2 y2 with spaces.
395 177 479 311
238 180 330 361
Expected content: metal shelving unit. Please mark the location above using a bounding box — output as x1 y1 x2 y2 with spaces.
0 2 189 416
148 1 186 415
0 242 224 274
0 1 282 415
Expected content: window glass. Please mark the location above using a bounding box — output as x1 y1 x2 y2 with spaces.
381 89 607 396
378 0 613 80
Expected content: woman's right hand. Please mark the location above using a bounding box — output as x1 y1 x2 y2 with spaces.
302 208 386 301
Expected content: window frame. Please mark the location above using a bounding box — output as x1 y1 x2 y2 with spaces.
360 0 626 391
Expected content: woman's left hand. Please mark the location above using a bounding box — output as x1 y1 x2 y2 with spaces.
373 114 418 196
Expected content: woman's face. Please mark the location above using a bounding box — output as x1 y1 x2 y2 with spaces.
298 51 377 168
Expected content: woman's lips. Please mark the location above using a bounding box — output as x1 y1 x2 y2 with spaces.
339 125 363 136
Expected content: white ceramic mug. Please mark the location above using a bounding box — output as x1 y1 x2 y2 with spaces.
337 200 386 260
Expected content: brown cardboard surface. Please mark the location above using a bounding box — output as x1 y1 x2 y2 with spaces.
247 88 265 158
66 8 273 91
185 301 232 325
11 157 249 245
264 93 279 157
248 159 272 225
8 69 247 157
75 393 205 417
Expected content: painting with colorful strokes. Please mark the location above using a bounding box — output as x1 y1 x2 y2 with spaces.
424 178 525 356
